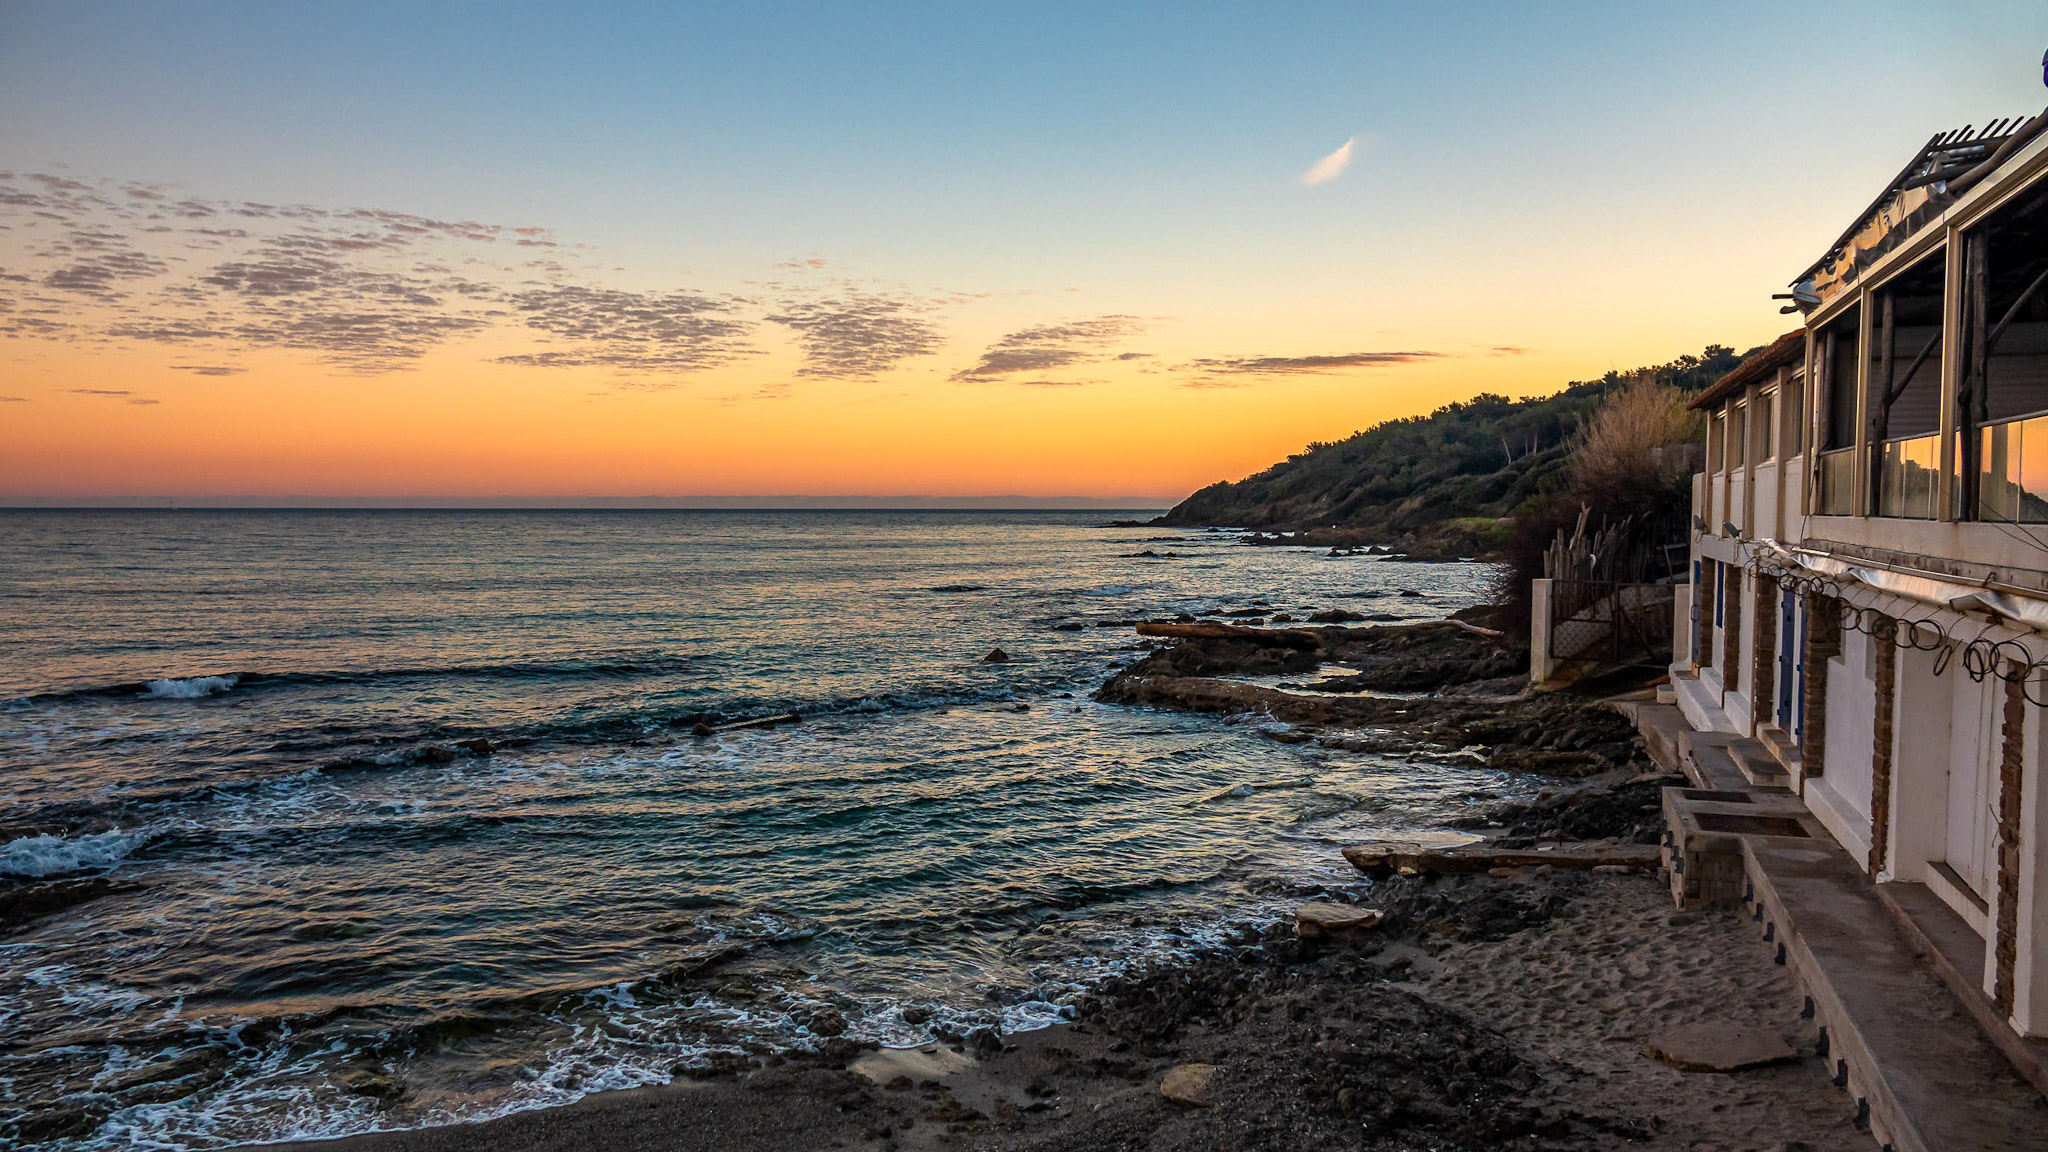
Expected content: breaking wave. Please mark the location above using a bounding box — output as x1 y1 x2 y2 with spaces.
143 674 241 699
0 827 154 878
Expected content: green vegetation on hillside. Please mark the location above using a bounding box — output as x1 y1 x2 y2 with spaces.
1158 345 1745 552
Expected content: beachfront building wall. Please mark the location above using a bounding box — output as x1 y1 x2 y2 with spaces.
1672 113 2048 1040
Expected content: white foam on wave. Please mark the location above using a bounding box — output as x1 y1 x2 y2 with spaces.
142 674 240 699
0 827 150 878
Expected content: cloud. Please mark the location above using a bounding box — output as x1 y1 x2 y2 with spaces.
168 364 245 375
1176 349 1444 387
1302 137 1356 187
496 284 755 374
1490 345 1533 356
952 315 1150 383
67 388 158 404
765 291 944 378
0 395 26 402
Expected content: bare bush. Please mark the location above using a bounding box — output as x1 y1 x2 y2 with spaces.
1568 371 1704 504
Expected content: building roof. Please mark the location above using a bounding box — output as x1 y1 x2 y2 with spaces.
1691 329 1805 411
1794 108 2048 307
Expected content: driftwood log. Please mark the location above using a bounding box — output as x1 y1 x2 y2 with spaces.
1341 840 1660 876
1133 622 1321 649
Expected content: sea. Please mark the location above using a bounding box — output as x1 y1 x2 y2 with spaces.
0 509 1518 1149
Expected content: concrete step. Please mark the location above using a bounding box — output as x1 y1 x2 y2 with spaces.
1755 723 1802 774
1876 880 2048 1101
1676 730 1752 792
1746 839 2048 1151
1729 740 1792 790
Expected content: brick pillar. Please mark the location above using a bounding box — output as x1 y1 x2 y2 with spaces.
1868 618 1896 878
1696 560 1716 670
1724 568 1744 692
1995 668 2026 1015
1753 574 1778 730
1802 596 1842 779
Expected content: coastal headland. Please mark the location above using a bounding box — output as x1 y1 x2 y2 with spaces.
268 616 1870 1152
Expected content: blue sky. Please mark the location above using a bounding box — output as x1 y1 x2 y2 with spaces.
4 3 2048 501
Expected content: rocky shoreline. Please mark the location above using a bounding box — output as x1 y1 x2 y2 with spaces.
270 613 1868 1152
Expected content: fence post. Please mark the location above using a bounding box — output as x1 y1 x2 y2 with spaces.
1530 578 1555 684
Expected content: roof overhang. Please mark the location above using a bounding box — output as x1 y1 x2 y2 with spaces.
1691 329 1805 411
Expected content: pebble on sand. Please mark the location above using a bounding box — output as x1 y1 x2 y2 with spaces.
1159 1063 1221 1107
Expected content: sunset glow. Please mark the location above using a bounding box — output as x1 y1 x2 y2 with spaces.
5 2 2045 504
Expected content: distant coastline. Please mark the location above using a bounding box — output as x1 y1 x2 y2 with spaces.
0 497 1176 511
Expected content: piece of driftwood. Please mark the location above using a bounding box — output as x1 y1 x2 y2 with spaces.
1342 840 1660 877
1133 622 1321 649
691 713 802 737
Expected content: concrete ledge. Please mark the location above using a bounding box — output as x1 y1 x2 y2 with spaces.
1744 839 2048 1151
1876 880 2048 1101
1672 670 1740 734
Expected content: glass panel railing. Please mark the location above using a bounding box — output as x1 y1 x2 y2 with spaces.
1979 413 2048 523
1816 448 1856 516
1875 434 1939 519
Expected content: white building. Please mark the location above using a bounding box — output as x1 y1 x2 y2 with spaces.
1674 109 2048 1044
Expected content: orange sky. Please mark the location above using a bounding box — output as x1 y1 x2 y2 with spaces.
6 5 2045 504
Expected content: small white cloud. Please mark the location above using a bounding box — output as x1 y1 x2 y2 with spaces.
1302 137 1356 187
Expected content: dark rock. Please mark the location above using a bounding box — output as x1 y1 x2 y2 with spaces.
455 737 494 755
1051 622 1086 631
982 648 1009 663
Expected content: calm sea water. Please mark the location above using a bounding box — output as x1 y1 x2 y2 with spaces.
0 510 1514 1149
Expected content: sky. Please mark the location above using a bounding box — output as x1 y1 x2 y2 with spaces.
4 2 2047 506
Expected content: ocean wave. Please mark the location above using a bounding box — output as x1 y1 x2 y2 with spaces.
0 827 153 878
16 654 712 706
144 674 241 699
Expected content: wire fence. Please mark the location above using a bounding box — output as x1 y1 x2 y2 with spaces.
1548 580 1676 666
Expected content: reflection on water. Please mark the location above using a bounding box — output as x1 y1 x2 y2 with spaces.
0 510 1513 1149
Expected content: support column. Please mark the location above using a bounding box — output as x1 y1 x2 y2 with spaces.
1803 596 1843 779
1754 573 1779 732
1695 559 1716 671
1725 568 1745 696
1998 667 2026 1016
1869 618 1897 878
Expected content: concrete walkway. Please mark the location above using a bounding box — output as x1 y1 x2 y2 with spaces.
1622 701 2048 1152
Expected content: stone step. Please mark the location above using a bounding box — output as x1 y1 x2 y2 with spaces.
1729 741 1792 789
1745 839 2048 1151
1875 880 2048 1101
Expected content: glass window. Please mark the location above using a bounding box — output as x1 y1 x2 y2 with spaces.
1877 434 1939 519
1978 413 2048 523
1730 403 1747 468
1708 412 1723 472
1817 448 1856 515
1757 390 1776 460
